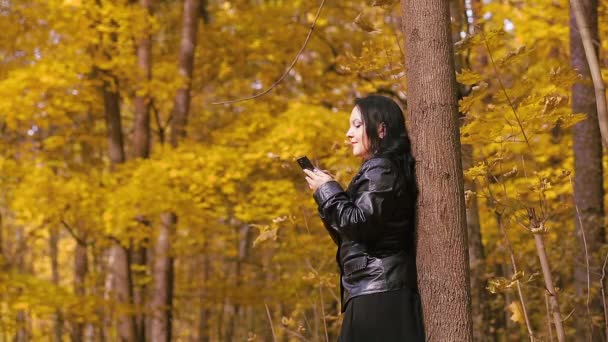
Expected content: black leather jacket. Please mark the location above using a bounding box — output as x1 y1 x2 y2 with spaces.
313 157 417 312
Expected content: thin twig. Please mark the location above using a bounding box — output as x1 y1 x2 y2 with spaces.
212 0 326 105
479 29 531 150
569 175 591 320
264 302 277 342
528 208 565 342
319 287 329 342
60 219 91 246
495 212 534 340
562 308 575 322
295 292 314 338
571 0 608 148
151 100 166 144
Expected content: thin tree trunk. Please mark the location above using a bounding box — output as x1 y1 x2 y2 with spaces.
103 82 126 166
450 0 488 338
13 227 28 342
150 0 201 339
132 3 153 339
527 209 565 341
571 0 608 148
462 144 488 340
401 0 473 339
169 0 201 146
226 224 251 341
50 228 64 341
131 232 148 342
570 0 606 339
0 211 3 265
150 213 175 342
102 79 136 342
198 243 211 342
90 245 106 342
71 236 88 342
133 0 152 160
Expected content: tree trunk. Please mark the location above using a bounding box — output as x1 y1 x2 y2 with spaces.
151 0 201 339
401 0 473 339
462 144 488 340
169 0 201 146
150 213 176 342
198 242 211 342
570 0 606 339
226 224 251 341
0 211 3 266
14 227 29 342
50 228 64 341
132 2 153 340
132 233 148 342
71 236 88 342
103 82 126 166
450 0 488 338
133 0 152 160
571 0 608 148
102 80 136 342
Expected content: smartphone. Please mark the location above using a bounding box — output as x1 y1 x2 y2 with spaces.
296 156 315 171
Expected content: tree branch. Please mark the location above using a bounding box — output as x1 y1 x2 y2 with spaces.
61 219 92 246
571 0 608 149
212 0 327 105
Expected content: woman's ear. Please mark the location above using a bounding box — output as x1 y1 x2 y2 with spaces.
378 122 386 139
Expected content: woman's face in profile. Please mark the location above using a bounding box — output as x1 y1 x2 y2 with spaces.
346 106 370 159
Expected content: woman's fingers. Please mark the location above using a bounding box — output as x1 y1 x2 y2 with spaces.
303 168 321 178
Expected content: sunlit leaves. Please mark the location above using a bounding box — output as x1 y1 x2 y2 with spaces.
457 69 484 86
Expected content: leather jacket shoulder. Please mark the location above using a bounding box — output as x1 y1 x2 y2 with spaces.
313 156 417 312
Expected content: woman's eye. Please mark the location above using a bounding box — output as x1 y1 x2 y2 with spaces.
354 125 361 128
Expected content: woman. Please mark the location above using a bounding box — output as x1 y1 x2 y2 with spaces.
304 95 424 341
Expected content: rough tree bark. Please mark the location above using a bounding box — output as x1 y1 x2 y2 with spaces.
570 0 606 339
401 0 473 339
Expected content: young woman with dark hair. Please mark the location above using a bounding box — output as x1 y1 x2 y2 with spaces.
304 95 425 341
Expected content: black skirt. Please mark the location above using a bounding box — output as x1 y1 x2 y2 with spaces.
338 288 425 342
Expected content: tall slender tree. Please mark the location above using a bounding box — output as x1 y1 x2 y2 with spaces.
150 0 201 341
132 1 154 340
570 0 606 339
401 0 473 339
449 0 488 338
102 76 136 341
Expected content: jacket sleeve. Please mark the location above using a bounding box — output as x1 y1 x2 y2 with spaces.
313 163 396 243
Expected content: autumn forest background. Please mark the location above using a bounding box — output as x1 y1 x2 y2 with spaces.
1 0 608 341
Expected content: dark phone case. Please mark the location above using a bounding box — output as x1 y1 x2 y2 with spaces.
296 156 315 171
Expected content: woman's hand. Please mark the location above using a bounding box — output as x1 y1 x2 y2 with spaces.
303 169 334 192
